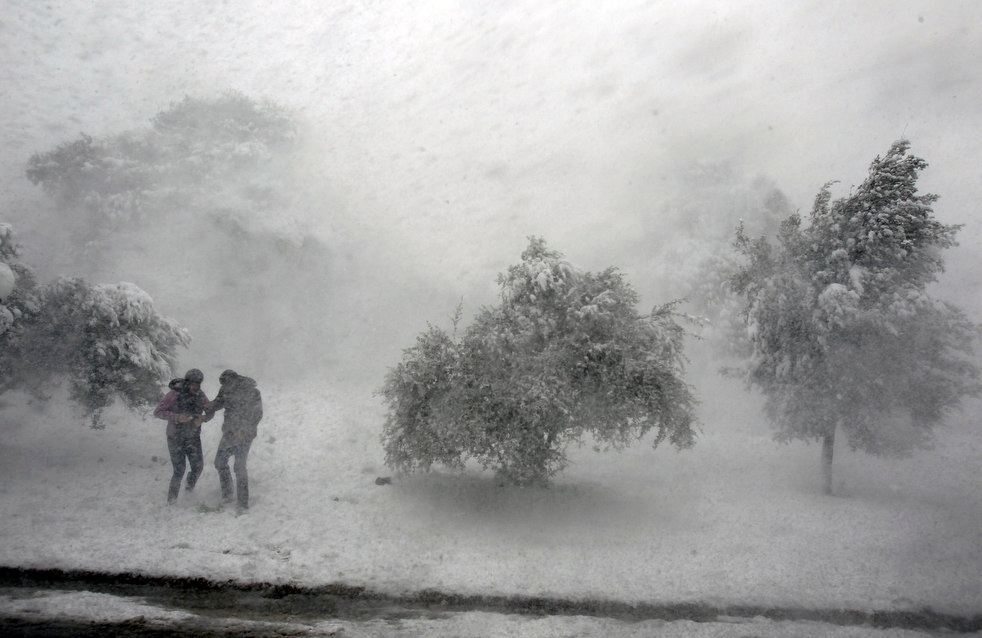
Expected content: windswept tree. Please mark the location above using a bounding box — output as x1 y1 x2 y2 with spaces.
1 223 187 427
729 141 980 494
626 164 794 365
25 91 297 232
23 92 333 374
380 237 697 485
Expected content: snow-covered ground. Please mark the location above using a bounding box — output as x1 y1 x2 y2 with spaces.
1 374 979 620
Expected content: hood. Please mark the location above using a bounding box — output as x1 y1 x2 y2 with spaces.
230 376 257 391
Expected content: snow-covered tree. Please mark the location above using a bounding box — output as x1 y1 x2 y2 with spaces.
25 91 296 231
23 91 302 285
729 141 980 494
611 163 794 369
1 223 187 427
22 91 334 375
380 237 697 485
678 174 793 361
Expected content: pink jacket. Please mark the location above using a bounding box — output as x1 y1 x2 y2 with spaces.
154 385 211 437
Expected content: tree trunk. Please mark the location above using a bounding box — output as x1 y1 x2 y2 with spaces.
821 428 835 496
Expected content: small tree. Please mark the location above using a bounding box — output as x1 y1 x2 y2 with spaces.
1 223 188 427
729 141 980 494
27 280 189 427
380 237 697 485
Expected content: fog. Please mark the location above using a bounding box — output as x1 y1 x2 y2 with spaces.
2 0 981 386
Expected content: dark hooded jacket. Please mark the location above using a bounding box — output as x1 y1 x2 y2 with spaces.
154 379 211 438
207 374 263 445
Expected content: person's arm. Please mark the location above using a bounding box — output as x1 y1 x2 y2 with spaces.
203 387 225 421
153 391 178 423
194 391 212 425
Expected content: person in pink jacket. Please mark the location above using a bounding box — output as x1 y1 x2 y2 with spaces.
154 368 212 504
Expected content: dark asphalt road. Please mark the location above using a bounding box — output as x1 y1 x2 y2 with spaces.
0 566 979 636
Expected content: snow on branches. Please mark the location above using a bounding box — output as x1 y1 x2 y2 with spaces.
728 141 979 487
26 279 189 427
0 223 188 427
380 237 696 485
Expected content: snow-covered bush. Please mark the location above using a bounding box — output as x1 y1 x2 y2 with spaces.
26 280 189 427
728 141 980 494
380 237 697 485
1 224 188 427
0 263 14 301
0 224 18 302
0 224 41 393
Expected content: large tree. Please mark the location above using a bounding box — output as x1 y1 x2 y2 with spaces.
25 91 296 233
23 92 333 374
649 165 794 363
380 237 697 485
729 141 980 494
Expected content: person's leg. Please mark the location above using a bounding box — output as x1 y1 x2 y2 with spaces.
233 440 253 510
167 435 186 504
214 443 234 502
185 433 204 492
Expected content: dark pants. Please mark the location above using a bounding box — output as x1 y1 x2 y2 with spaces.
215 438 253 509
167 430 204 503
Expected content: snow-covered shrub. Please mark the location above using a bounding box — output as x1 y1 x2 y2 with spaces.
0 224 18 300
0 224 41 393
0 262 14 301
1 223 188 427
380 237 697 485
26 280 189 427
728 141 980 494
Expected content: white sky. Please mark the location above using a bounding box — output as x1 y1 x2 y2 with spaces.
2 0 980 314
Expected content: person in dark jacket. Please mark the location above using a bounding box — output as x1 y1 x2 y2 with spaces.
206 369 263 511
154 368 212 504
